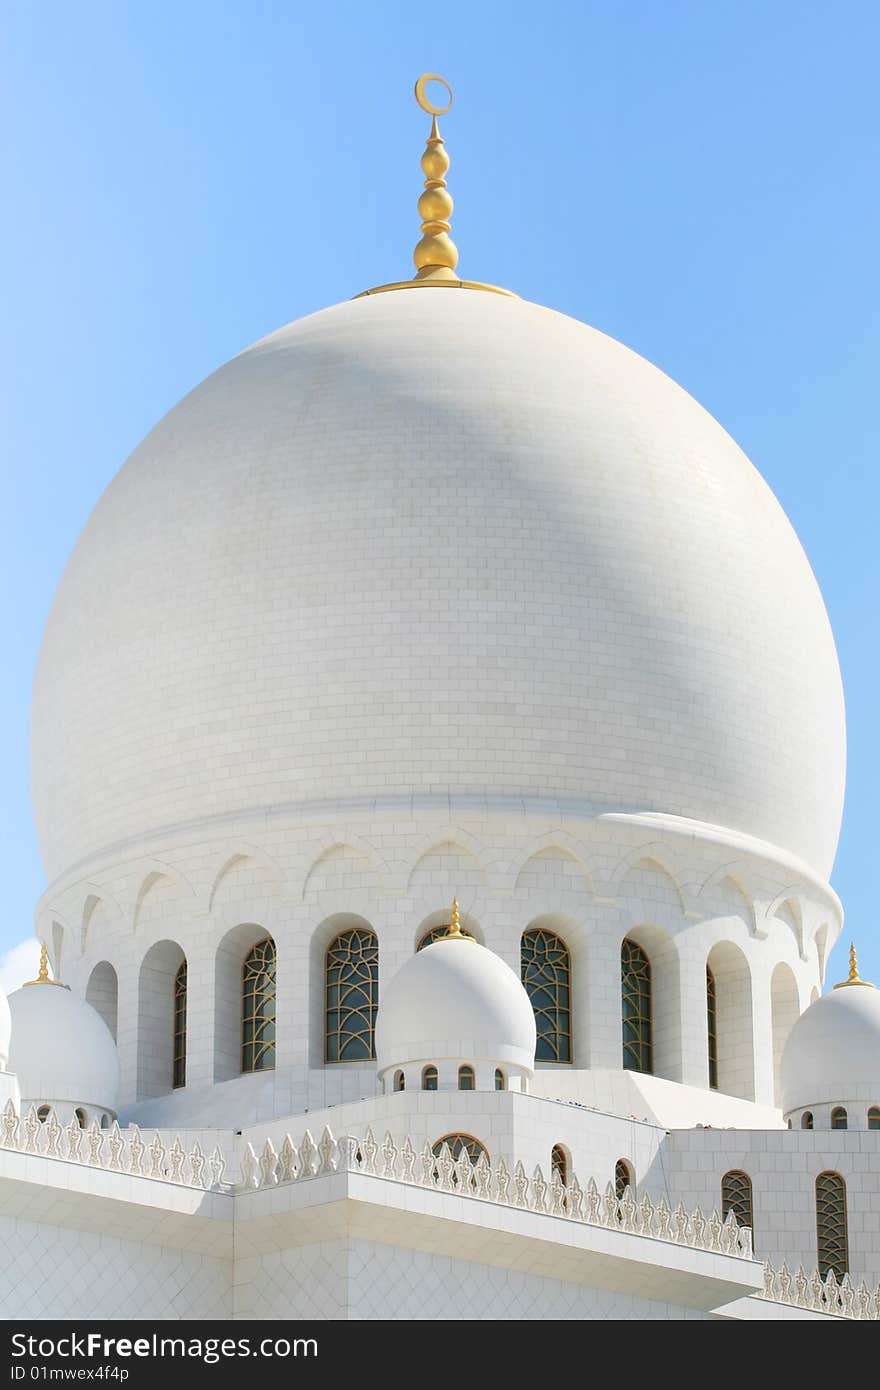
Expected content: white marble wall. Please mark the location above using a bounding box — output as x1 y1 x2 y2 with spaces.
0 1216 231 1319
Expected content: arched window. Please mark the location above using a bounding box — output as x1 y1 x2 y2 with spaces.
422 1065 438 1091
74 1108 87 1130
801 1110 814 1130
241 937 276 1074
431 1133 488 1166
418 922 473 950
458 1065 475 1091
816 1172 848 1278
393 1070 405 1092
521 928 571 1063
831 1106 848 1130
494 1068 505 1091
36 1106 50 1123
706 964 718 1090
868 1106 880 1131
100 1114 110 1129
172 960 187 1090
325 928 378 1062
721 1170 753 1229
615 1159 634 1200
551 1144 568 1187
621 939 652 1074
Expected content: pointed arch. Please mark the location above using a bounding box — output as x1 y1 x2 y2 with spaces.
609 845 688 913
303 843 382 900
133 865 193 934
770 961 800 1106
213 923 275 1082
407 839 486 893
325 926 378 1063
207 846 284 913
137 939 186 1099
767 892 806 958
511 839 593 896
86 961 118 1041
706 941 755 1100
816 1172 848 1278
521 926 571 1063
721 1170 753 1229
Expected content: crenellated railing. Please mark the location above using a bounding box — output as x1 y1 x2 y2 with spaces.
0 1100 227 1190
2 1101 877 1318
757 1259 879 1320
237 1124 754 1254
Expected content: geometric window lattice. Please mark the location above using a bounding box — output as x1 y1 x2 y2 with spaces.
621 938 652 1074
173 959 187 1090
431 1133 489 1165
869 1106 880 1131
615 1159 634 1200
707 964 718 1090
831 1106 848 1130
551 1144 568 1187
521 929 571 1063
721 1170 753 1229
816 1171 849 1279
241 936 276 1074
418 923 473 950
325 928 378 1063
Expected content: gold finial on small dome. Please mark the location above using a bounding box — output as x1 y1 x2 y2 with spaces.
412 74 458 282
23 942 64 988
443 896 473 941
833 941 874 989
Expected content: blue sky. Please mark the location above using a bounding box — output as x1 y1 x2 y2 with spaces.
1 1 877 989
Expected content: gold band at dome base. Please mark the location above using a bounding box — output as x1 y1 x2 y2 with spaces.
355 278 517 299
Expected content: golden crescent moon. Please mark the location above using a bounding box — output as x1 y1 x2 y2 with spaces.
414 73 453 117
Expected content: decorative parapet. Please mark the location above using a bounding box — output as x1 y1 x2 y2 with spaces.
757 1259 880 1320
2 1102 877 1319
0 1101 227 1191
237 1123 755 1258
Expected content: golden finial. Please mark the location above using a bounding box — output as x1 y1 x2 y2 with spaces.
443 896 473 941
834 941 874 989
412 74 458 282
23 942 64 987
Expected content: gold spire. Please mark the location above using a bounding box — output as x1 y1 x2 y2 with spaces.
355 76 516 299
833 941 874 989
23 942 64 988
412 75 458 282
443 896 473 941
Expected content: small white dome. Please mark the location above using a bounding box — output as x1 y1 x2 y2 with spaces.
376 936 536 1081
8 981 120 1114
0 985 10 1071
781 982 880 1115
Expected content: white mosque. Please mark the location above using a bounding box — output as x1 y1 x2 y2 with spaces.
1 74 878 1322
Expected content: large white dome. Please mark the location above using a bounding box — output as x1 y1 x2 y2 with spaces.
32 289 845 884
375 935 537 1076
7 982 120 1113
